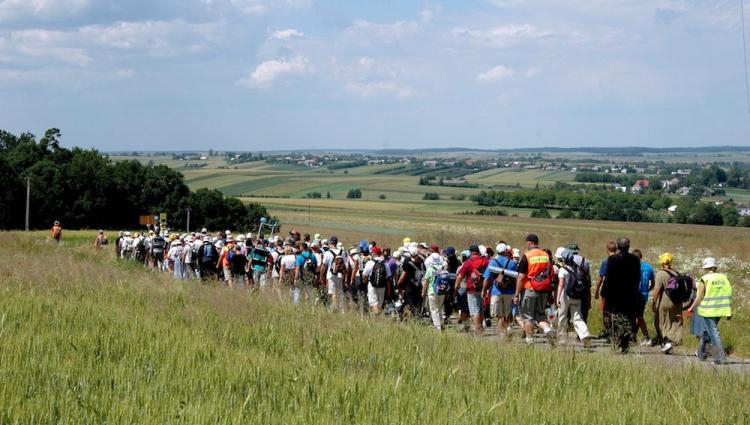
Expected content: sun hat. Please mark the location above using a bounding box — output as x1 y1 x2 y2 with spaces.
555 247 566 260
702 257 717 269
496 243 508 254
392 250 402 259
408 246 419 257
478 245 487 256
658 252 674 266
566 242 580 253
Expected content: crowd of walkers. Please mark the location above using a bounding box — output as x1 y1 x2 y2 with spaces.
87 223 734 363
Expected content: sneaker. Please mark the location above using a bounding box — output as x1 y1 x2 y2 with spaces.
661 342 673 354
525 336 533 344
638 338 652 347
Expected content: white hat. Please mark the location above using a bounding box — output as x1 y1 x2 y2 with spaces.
124 231 131 236
246 232 253 239
392 250 402 259
225 230 232 235
408 246 419 257
201 228 207 233
429 252 440 262
478 245 487 256
496 243 508 254
512 248 521 259
702 257 717 269
555 247 565 260
349 248 359 255
337 242 343 249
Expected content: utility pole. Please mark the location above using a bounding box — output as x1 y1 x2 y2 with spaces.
185 207 192 233
25 177 30 231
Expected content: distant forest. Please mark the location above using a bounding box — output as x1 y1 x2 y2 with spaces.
0 129 271 231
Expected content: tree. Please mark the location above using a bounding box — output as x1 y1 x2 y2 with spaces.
688 203 723 226
530 208 551 218
346 188 362 199
423 192 440 200
557 209 575 219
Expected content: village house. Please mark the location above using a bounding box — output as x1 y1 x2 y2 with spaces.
737 204 750 217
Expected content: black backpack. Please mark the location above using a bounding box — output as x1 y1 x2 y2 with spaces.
370 260 388 288
564 265 589 300
664 271 694 304
329 249 346 275
151 237 165 255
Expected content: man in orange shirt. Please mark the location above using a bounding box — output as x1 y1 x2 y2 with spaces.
513 234 555 344
218 238 236 288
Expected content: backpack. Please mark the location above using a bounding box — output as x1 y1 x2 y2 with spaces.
530 262 554 293
151 237 166 256
563 265 589 300
300 252 317 277
491 258 516 291
432 268 455 295
370 260 388 288
665 271 694 304
202 242 216 263
329 249 346 275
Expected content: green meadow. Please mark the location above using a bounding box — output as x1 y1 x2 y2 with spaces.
2 232 749 424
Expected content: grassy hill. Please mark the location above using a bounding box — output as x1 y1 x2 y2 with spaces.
1 232 749 424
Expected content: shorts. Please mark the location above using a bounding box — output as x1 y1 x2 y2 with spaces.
367 284 386 308
467 293 483 317
521 289 548 324
491 294 514 318
327 276 343 296
223 267 232 282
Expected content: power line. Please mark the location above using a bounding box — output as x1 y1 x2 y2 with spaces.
741 0 750 119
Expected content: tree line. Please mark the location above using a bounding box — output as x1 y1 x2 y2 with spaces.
0 129 272 231
471 188 749 226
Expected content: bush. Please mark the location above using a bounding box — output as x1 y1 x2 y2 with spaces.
557 209 576 219
305 192 322 199
530 208 551 218
450 194 466 201
423 192 440 201
346 189 362 199
378 194 386 200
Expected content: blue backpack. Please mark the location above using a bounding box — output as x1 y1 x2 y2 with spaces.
432 269 455 296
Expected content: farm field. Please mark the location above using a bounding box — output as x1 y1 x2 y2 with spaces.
1 231 749 424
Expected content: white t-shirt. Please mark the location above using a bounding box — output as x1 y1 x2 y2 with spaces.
363 258 392 279
280 254 297 271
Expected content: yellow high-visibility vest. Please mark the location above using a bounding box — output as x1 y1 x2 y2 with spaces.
697 273 732 318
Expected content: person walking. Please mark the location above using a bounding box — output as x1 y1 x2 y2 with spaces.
51 221 63 243
594 241 617 339
278 245 299 303
601 237 641 353
363 246 390 314
455 244 489 335
295 242 318 304
513 234 556 344
422 253 449 330
652 252 684 354
93 230 108 249
321 236 347 313
688 257 732 364
555 249 591 344
483 243 517 339
632 249 655 346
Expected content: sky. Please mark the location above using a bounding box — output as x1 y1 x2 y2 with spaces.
1 0 749 151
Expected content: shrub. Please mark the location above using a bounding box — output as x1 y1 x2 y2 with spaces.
346 189 362 199
423 192 440 201
530 208 551 218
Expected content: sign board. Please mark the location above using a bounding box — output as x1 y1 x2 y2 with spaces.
139 215 156 226
159 213 168 227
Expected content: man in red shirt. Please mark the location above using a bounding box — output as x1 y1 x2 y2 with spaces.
455 244 489 335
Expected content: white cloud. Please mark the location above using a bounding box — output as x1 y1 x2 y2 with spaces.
525 67 541 78
229 0 311 16
238 55 310 88
271 28 304 40
476 65 515 82
346 80 413 99
0 0 90 22
452 24 553 48
344 19 421 41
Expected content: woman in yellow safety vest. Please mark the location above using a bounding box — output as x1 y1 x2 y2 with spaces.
687 257 732 365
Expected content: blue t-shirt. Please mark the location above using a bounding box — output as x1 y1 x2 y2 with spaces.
639 262 655 301
482 256 518 296
599 258 609 278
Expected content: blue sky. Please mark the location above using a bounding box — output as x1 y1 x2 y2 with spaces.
1 0 749 151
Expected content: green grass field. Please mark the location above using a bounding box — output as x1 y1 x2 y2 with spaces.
2 232 749 424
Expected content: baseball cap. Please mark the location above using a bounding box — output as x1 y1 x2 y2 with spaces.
525 234 539 244
468 244 480 253
371 246 382 255
555 247 566 259
702 257 717 269
329 236 338 244
418 242 429 249
444 247 456 256
430 243 439 252
496 243 508 254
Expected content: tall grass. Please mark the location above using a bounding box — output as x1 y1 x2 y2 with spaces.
1 232 749 424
